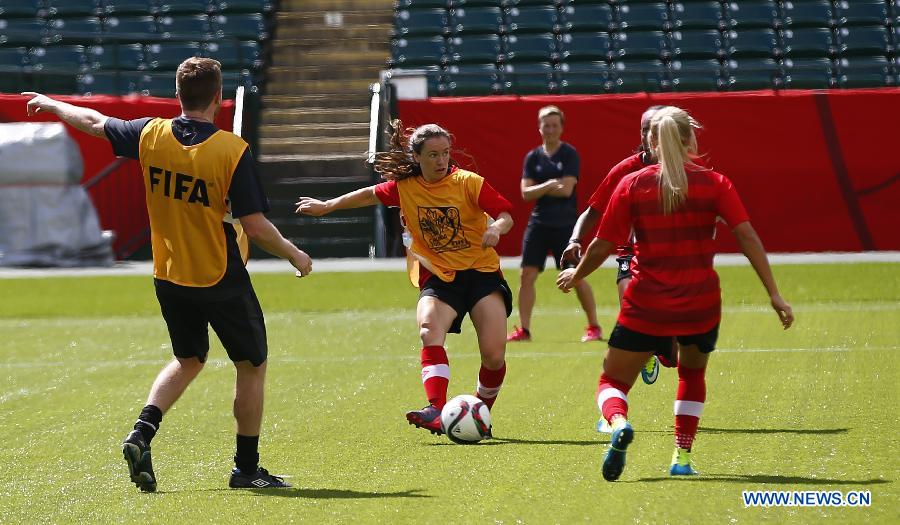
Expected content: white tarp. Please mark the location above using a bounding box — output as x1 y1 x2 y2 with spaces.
0 123 113 267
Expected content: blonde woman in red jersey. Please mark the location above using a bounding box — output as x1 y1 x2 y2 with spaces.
557 106 793 481
296 121 515 437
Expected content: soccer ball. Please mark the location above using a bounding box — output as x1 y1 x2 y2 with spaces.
440 395 492 444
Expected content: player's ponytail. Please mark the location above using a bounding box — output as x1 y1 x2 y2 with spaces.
650 107 700 215
373 120 454 181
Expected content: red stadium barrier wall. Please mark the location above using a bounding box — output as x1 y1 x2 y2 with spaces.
398 89 900 255
0 94 235 257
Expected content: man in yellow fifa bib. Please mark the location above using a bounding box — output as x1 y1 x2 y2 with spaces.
23 58 312 491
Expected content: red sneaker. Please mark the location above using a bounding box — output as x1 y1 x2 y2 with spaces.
405 405 444 435
581 325 603 342
507 326 531 342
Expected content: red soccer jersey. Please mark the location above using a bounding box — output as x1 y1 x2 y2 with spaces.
596 164 750 335
587 152 646 213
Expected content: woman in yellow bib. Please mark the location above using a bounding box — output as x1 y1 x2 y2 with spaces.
296 121 514 436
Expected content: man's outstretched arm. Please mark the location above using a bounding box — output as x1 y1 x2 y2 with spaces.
22 92 109 139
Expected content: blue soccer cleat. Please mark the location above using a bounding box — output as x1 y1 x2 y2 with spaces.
601 420 634 481
670 447 699 476
641 355 660 385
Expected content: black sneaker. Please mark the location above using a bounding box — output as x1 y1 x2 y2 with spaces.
122 430 157 492
229 467 291 488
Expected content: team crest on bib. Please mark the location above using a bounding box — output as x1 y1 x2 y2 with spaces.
417 206 470 253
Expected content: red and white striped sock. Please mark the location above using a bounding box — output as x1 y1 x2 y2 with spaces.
476 362 506 410
674 365 706 451
597 374 632 424
420 345 450 409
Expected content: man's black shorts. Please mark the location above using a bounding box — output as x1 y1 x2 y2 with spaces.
419 269 513 334
615 254 635 283
521 222 574 271
156 286 268 366
607 322 720 355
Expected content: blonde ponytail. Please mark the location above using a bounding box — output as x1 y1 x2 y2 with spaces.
649 107 700 215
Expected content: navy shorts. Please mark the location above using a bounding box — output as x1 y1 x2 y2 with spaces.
419 270 513 334
156 287 268 366
615 254 635 283
521 222 574 271
607 322 720 355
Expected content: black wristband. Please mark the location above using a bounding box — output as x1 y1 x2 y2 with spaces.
569 238 581 244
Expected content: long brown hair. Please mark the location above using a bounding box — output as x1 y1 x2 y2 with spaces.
373 120 457 181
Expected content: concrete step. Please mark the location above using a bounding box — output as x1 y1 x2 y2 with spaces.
271 49 388 67
260 158 373 178
259 123 370 139
259 152 368 162
261 107 369 124
263 93 372 109
279 0 394 14
268 65 383 82
266 78 375 95
275 23 391 42
271 37 390 55
276 12 394 29
259 137 370 155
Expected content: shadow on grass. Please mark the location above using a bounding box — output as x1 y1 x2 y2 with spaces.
633 474 890 485
246 488 431 499
428 437 601 446
698 427 850 435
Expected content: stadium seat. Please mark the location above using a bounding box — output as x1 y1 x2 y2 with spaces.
147 42 203 69
77 71 134 95
391 36 447 67
836 56 895 87
558 60 612 94
0 46 29 68
616 3 670 31
138 73 177 96
103 16 159 36
670 2 726 31
46 1 102 17
212 13 267 40
670 59 725 91
670 29 727 60
157 1 213 15
102 1 157 16
204 40 260 69
837 26 893 57
503 61 556 94
835 1 890 27
47 17 103 40
782 57 835 88
724 1 780 29
87 43 146 70
506 6 559 34
449 6 504 34
0 1 39 19
504 32 557 62
0 18 48 46
559 31 612 61
502 0 556 7
159 14 213 38
725 28 780 58
29 45 87 72
611 59 666 92
220 70 249 97
560 3 613 33
781 1 836 29
211 0 272 14
616 30 669 60
725 57 780 90
398 0 450 8
781 28 836 58
394 9 449 38
443 63 502 95
448 33 503 63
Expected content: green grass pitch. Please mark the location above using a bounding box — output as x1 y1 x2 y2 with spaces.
1 263 897 523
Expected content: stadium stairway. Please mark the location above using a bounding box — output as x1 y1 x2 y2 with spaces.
255 0 393 257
